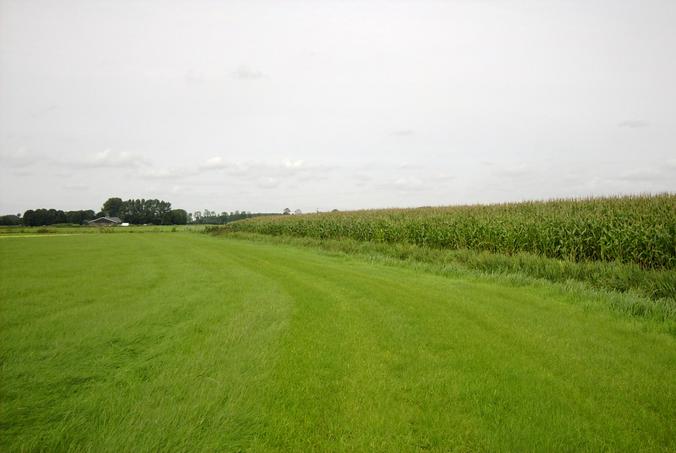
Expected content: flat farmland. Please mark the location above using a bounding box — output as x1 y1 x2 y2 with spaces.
1 233 674 452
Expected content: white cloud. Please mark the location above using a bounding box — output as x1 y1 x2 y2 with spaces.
381 176 427 192
491 163 533 178
431 173 454 183
232 66 265 80
196 157 334 183
0 147 36 168
398 162 422 170
391 129 414 137
618 120 650 128
614 167 674 182
140 167 197 180
257 177 280 189
63 183 88 191
184 69 207 84
83 149 148 168
284 159 304 169
200 156 230 170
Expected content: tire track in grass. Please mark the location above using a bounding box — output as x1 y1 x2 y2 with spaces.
304 252 675 451
220 249 364 450
240 247 560 450
218 238 676 452
223 243 494 451
223 244 568 450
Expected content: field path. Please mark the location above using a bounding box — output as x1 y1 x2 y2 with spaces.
1 233 674 452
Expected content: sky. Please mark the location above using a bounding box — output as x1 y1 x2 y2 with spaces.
1 0 675 215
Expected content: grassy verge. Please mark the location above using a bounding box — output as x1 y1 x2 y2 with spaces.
213 231 676 322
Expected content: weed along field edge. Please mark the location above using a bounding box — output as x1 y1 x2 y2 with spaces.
1 232 675 452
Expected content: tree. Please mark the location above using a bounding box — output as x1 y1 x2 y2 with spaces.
83 210 96 222
21 208 67 225
170 209 188 225
22 210 35 226
0 215 20 225
112 198 172 224
102 197 123 217
66 211 81 224
283 208 291 215
65 210 96 224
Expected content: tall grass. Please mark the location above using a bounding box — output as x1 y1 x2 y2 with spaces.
223 194 676 269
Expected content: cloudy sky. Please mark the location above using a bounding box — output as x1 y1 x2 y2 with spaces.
1 0 675 215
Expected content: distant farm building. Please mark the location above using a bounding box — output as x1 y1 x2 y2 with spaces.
88 216 122 226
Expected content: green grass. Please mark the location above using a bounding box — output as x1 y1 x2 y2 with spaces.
1 233 675 452
216 231 676 304
0 224 205 236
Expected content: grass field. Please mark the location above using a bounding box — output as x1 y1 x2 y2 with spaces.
1 232 675 451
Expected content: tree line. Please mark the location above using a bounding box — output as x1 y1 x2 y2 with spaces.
102 198 187 225
21 209 97 226
12 197 187 226
190 210 277 225
4 197 281 226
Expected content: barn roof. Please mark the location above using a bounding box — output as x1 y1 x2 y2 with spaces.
88 216 122 224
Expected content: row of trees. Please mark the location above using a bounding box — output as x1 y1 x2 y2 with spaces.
22 209 96 227
6 197 289 227
13 198 187 226
190 210 274 225
101 197 186 225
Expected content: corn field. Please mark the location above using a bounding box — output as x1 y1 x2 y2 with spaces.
224 194 676 269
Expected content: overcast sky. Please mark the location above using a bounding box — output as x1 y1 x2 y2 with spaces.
1 0 675 214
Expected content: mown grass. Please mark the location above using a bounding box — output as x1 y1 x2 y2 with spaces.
213 231 676 304
217 231 676 318
222 194 676 269
1 233 675 451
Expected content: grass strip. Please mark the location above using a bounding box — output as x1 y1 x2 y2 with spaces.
214 231 676 327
